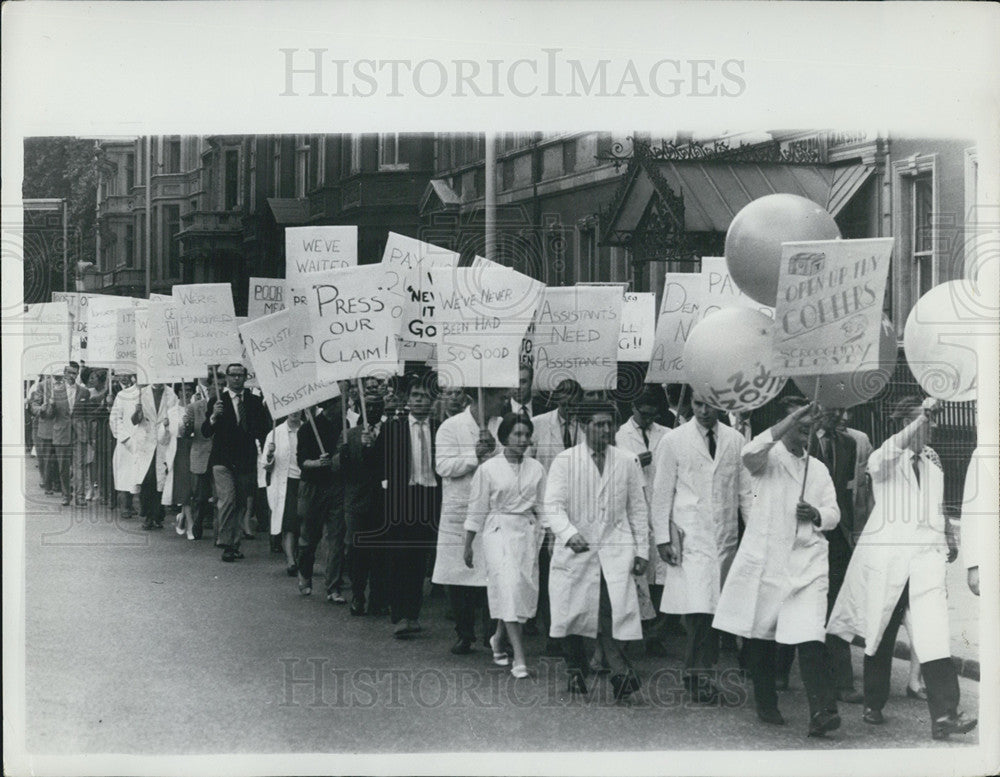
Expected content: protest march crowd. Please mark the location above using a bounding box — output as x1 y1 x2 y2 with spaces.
20 196 991 744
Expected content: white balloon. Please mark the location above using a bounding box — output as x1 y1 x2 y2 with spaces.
903 280 982 402
683 307 787 412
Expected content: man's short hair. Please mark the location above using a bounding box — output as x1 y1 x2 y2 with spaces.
633 386 664 411
778 395 810 416
890 395 925 421
553 378 583 403
575 400 618 425
67 361 80 372
226 363 247 375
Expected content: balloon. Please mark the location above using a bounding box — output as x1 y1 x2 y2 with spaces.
904 280 981 402
792 315 898 408
683 307 787 412
725 194 841 306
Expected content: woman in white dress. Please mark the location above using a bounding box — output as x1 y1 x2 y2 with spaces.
463 413 545 678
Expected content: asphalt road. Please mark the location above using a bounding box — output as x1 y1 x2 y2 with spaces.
20 486 980 755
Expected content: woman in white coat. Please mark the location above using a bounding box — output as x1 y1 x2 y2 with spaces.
544 403 649 699
130 383 179 529
712 398 841 736
651 394 752 702
463 413 546 678
161 382 198 539
433 389 506 654
827 397 976 740
108 374 140 519
262 410 303 576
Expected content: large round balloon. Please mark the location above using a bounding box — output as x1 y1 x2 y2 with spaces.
904 280 980 402
792 315 897 408
683 307 787 412
725 194 841 306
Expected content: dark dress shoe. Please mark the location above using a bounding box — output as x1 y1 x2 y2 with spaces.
450 639 474 655
221 549 237 562
611 672 641 701
837 688 864 704
567 671 589 695
286 564 298 577
75 498 87 506
350 601 366 616
61 497 72 506
931 711 977 740
906 686 928 701
232 550 245 559
808 709 842 737
242 532 256 540
756 707 786 725
862 706 884 725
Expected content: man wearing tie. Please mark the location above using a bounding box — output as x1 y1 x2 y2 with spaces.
827 396 975 741
372 377 442 638
202 363 271 562
41 362 92 506
504 365 537 418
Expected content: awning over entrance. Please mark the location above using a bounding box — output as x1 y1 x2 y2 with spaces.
266 197 310 226
419 178 462 216
604 159 874 237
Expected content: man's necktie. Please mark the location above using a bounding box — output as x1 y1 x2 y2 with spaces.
706 428 716 459
562 421 572 450
420 421 431 481
911 454 921 486
235 393 246 430
820 434 832 464
641 427 649 450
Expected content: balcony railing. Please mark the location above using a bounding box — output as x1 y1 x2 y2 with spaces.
178 210 243 235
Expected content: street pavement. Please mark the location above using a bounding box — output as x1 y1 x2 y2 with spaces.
19 477 981 755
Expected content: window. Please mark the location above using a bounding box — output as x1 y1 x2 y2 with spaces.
124 223 135 267
350 134 362 174
912 174 934 299
272 140 282 197
249 140 257 211
164 204 181 278
315 136 326 186
150 206 159 279
378 133 408 170
562 140 577 175
124 153 135 191
164 137 182 173
225 150 240 209
295 135 310 197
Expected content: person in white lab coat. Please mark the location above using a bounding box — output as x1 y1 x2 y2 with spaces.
652 393 752 703
961 444 995 598
108 373 140 519
713 397 841 736
130 383 179 529
827 397 976 741
433 387 507 655
615 386 670 655
262 410 303 575
463 413 546 678
544 401 649 700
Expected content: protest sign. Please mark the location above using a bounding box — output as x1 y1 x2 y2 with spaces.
113 302 147 367
172 283 243 369
618 292 656 361
285 226 358 279
247 277 286 320
397 336 436 366
700 256 774 319
85 295 140 366
304 265 400 383
434 267 545 388
239 310 341 418
772 238 894 377
646 274 703 383
149 293 172 302
530 286 622 391
233 315 260 389
51 291 97 360
22 302 71 377
136 301 192 384
381 232 461 347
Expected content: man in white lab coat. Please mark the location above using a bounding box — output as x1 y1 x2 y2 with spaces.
713 397 841 736
544 401 649 700
827 397 977 741
130 382 179 529
961 444 995 598
652 392 752 703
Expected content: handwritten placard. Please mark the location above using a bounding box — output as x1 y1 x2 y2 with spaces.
172 283 243 369
434 267 545 388
247 277 286 320
646 274 702 383
773 238 893 376
700 256 774 319
285 226 358 279
51 291 98 360
304 266 400 382
136 301 192 384
239 309 341 417
381 232 461 347
86 295 141 367
22 302 71 377
618 292 656 361
531 286 622 391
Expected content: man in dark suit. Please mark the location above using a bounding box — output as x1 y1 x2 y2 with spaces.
180 367 218 540
41 362 93 506
504 364 540 418
340 388 388 616
202 363 271 562
371 376 442 638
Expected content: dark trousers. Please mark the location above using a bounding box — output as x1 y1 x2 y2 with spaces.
644 584 670 646
825 530 856 691
533 533 553 633
53 443 73 498
863 583 960 721
139 457 163 524
448 585 491 644
322 487 347 595
37 437 58 490
190 471 213 539
682 613 719 679
745 638 836 716
384 484 439 623
297 480 337 585
213 465 254 550
564 574 634 677
347 505 388 610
